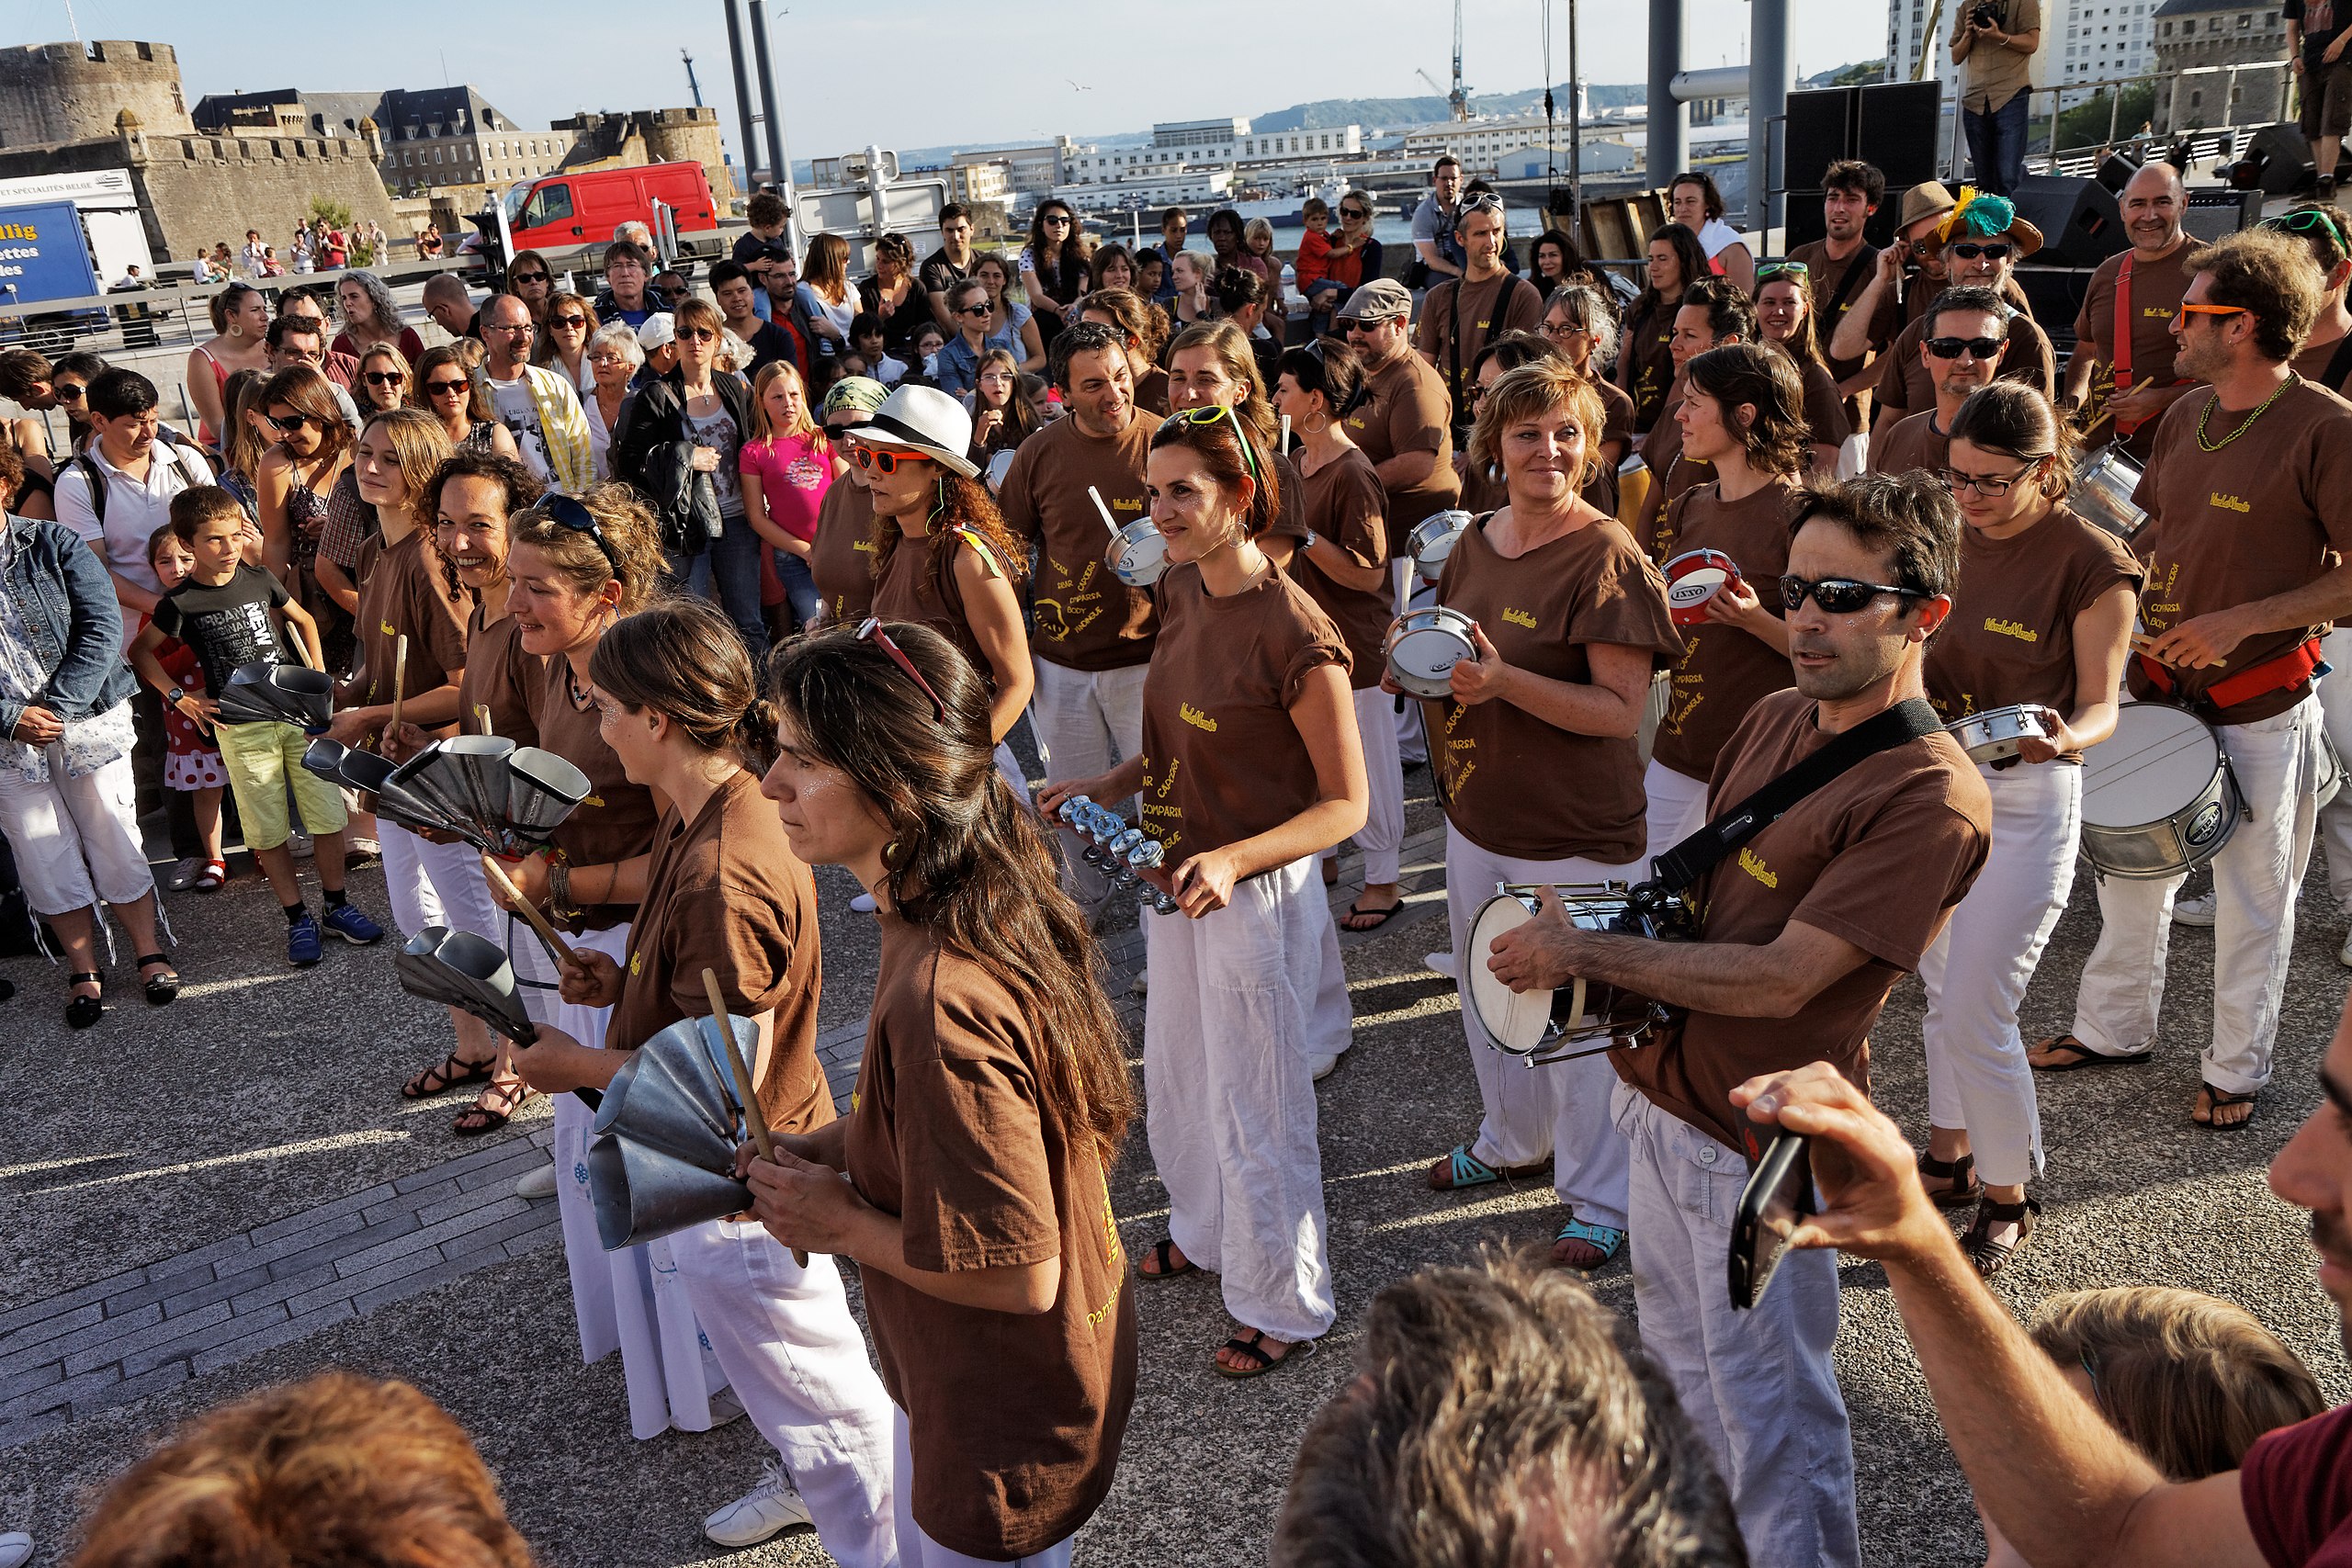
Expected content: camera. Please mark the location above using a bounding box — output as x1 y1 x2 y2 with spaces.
1971 2 2001 26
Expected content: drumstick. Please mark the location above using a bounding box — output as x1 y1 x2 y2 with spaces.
1087 484 1123 539
480 853 575 966
2131 633 2225 668
285 627 318 671
1278 412 1291 454
702 967 807 1267
474 704 492 738
387 634 409 735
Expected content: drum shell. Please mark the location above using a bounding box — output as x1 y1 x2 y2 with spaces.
1464 884 1688 1058
1945 705 2049 764
1662 548 1742 627
2079 703 2241 878
1384 605 1478 699
2075 446 2146 539
1104 520 1168 588
1408 510 1472 584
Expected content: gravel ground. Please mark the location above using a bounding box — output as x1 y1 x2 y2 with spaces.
3 781 2346 1565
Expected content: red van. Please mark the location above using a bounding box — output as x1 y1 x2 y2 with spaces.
481 162 722 270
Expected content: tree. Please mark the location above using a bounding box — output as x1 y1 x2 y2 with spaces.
2056 81 2157 152
307 195 355 231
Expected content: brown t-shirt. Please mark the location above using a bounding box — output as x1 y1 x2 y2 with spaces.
1868 409 1951 477
998 415 1158 671
2290 328 2352 396
457 605 543 745
2127 378 2352 721
1264 449 1310 545
869 525 1013 692
1788 238 1886 423
1430 513 1679 863
1611 689 1993 1152
1928 502 2142 749
1619 299 1680 434
1415 271 1547 413
1954 0 2041 112
1346 346 1460 548
1650 477 1806 782
2074 243 2198 461
846 916 1137 1560
1797 358 1853 450
1133 364 1172 417
604 772 832 1138
1874 310 2055 423
528 655 662 931
353 527 468 722
808 477 876 626
1634 391 1713 562
1291 448 1393 689
1138 562 1349 862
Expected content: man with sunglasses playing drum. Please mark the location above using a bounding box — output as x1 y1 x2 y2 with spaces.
2031 230 2352 1132
1487 472 1992 1568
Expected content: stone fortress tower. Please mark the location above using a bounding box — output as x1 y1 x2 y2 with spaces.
0 39 194 150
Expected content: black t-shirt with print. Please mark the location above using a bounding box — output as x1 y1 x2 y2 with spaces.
149 563 293 695
2288 0 2348 66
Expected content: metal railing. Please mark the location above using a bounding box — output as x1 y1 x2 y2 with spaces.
1938 61 2290 181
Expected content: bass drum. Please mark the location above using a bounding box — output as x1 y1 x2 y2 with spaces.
2079 703 2243 878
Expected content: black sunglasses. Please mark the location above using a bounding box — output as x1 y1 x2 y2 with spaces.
957 303 992 317
1340 207 1369 220
52 383 85 400
541 492 623 579
1780 574 1919 614
1950 242 2013 261
362 370 406 388
266 412 317 434
424 378 470 397
510 270 549 284
1924 335 2005 360
1042 214 1072 226
550 314 588 329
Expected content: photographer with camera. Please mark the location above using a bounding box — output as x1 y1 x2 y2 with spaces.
1952 0 2041 197
1486 471 1992 1567
1723 983 2352 1568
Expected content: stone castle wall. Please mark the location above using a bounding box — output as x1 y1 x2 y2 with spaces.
0 40 193 152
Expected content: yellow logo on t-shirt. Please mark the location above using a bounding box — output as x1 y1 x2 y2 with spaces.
2143 305 2176 320
853 539 874 555
1499 607 1537 629
2210 492 2250 513
1984 617 2039 643
1738 847 1779 888
628 951 641 976
1179 702 1217 732
1109 496 1142 515
379 620 398 637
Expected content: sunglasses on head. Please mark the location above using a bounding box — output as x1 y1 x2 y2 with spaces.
1459 193 1505 216
856 617 948 723
540 492 623 578
424 378 470 397
362 370 405 388
1950 242 2013 261
1756 260 1810 280
1924 335 2004 360
846 441 933 474
1157 403 1263 483
2260 207 2349 254
1779 574 1918 614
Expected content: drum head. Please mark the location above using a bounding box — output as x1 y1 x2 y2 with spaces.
1667 567 1730 624
2083 704 2222 828
1467 897 1551 1052
1390 623 1474 687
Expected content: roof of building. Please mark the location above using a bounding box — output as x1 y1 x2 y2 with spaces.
2153 0 2264 17
192 85 525 140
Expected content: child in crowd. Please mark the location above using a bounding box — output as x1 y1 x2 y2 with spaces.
846 312 906 386
1979 1287 2326 1567
129 486 385 967
1135 250 1166 302
905 321 947 388
1296 197 1348 332
141 526 230 892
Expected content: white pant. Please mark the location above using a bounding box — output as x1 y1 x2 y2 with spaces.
2071 695 2323 1092
1031 655 1148 907
1918 760 2078 1187
1144 854 1348 1341
1445 821 1635 1231
2316 630 2352 910
549 920 730 1440
1320 685 1406 886
0 750 153 916
1612 1082 1859 1568
1394 558 1428 763
667 1218 899 1568
1642 758 1713 876
378 819 500 942
890 1405 1075 1568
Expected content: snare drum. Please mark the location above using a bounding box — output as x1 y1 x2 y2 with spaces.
2080 702 2243 877
1465 883 1688 1062
1662 548 1744 626
2074 446 2146 539
1103 518 1168 588
1408 510 1472 584
1385 606 1479 698
1943 704 2050 764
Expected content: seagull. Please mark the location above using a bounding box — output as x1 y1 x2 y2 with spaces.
1066 78 1092 91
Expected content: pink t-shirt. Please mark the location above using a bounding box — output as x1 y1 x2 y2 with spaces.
740 432 833 543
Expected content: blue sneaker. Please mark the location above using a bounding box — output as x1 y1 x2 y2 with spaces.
288 911 322 967
321 903 384 945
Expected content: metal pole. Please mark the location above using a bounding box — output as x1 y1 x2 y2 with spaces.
748 1 795 246
720 0 760 188
1568 0 1584 246
1647 0 1689 194
1749 0 1791 234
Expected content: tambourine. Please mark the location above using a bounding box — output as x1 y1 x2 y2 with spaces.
1943 704 2050 764
1054 795 1180 916
1464 881 1692 1064
1091 483 1168 587
1407 509 1472 584
1384 605 1478 699
1663 548 1744 626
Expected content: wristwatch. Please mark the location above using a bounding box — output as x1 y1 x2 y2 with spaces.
1301 530 1318 551
165 686 185 706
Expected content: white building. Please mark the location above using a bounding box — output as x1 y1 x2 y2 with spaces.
1052 165 1237 212
950 139 1076 198
1399 115 1633 175
2051 0 2160 105
1062 118 1363 185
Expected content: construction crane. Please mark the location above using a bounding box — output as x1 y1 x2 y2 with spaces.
681 49 705 107
1450 0 1470 120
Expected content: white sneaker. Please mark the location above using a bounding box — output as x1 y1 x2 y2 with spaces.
707 1385 748 1426
1311 1053 1340 1080
2172 891 2216 927
288 825 314 860
702 1460 812 1548
1426 950 1459 979
2338 927 2352 969
514 1165 557 1200
0 1531 32 1568
850 890 877 913
164 855 205 892
1129 966 1148 996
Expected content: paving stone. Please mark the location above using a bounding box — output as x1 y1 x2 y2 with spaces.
0 1359 62 1405
0 1359 122 1423
120 1303 287 1379
0 1303 159 1380
72 1356 193 1417
332 1197 527 1280
62 1301 228 1376
287 1246 448 1317
159 1263 277 1319
393 1137 537 1192
245 1180 401 1246
190 1301 356 1377
0 1302 101 1361
0 1267 148 1340
0 1405 70 1451
266 1212 418 1280
230 1260 342 1315
238 1209 367 1271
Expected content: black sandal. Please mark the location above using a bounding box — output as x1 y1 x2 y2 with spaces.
453 1075 532 1136
2029 1033 2153 1073
137 953 179 1006
401 1050 497 1100
1961 1195 2040 1278
1213 1328 1317 1381
1340 898 1404 931
1136 1237 1197 1280
1918 1149 1982 1210
2193 1083 2259 1132
64 971 102 1030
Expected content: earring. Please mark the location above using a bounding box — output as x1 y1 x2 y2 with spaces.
882 837 907 870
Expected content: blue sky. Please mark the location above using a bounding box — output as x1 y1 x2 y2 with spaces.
28 0 1870 158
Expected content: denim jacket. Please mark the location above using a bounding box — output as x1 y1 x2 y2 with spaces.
0 515 135 737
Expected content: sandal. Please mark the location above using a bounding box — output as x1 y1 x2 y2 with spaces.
401 1050 497 1100
192 858 229 892
1212 1328 1317 1381
1428 1144 1553 1191
1918 1149 1982 1210
137 953 180 1006
1552 1215 1626 1271
1339 897 1404 932
1136 1237 1197 1280
1960 1195 2040 1278
454 1074 532 1136
2192 1083 2259 1132
64 971 102 1030
2028 1033 2153 1073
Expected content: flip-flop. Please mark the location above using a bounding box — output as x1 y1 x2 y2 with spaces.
2028 1034 2153 1073
1340 898 1404 931
2192 1083 2258 1132
1136 1237 1197 1280
1212 1329 1317 1381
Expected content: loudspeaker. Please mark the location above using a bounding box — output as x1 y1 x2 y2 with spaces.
2096 151 2141 194
1786 88 1859 195
1857 81 1942 189
2012 268 2093 356
2184 185 2264 242
2233 122 2316 196
2009 174 2128 269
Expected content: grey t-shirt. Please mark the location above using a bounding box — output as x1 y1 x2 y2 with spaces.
488 373 552 483
686 402 744 517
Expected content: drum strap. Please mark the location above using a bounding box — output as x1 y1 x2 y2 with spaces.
1644 697 1943 895
2138 636 2324 716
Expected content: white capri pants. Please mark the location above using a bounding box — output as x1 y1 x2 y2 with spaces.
666 1218 899 1568
1917 758 2078 1187
1144 854 1349 1342
1320 685 1406 887
1394 558 1429 763
549 919 731 1440
1030 655 1147 907
1444 820 1636 1233
378 819 501 942
0 749 153 916
2070 695 2322 1093
2316 630 2352 911
1642 758 1713 874
890 1406 1075 1568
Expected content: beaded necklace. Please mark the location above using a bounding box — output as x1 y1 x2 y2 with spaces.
2194 374 2297 453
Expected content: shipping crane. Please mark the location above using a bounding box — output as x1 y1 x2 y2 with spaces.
1450 0 1470 120
681 49 705 107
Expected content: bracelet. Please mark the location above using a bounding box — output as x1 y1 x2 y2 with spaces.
548 861 582 925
